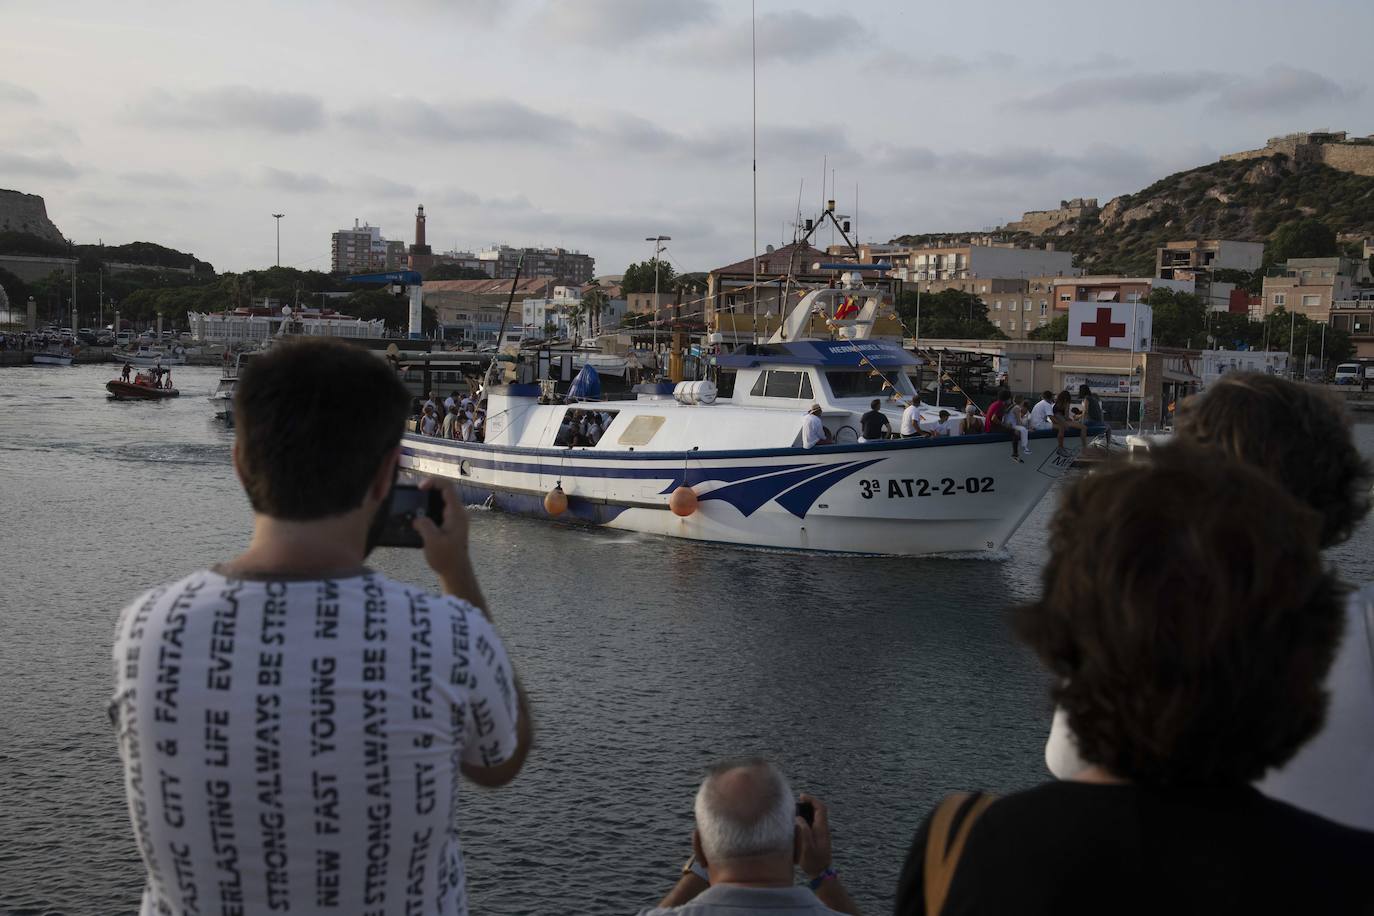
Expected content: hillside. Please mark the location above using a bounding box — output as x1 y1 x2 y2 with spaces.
894 155 1374 276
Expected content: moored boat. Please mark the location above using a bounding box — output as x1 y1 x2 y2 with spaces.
400 277 1098 556
32 352 74 366
107 374 179 400
111 345 187 366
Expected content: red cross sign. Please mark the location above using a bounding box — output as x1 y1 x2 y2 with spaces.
1080 307 1126 347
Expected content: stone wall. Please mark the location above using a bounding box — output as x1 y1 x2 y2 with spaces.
0 190 64 242
1222 135 1374 177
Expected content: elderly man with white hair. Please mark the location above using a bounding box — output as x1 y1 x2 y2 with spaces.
637 758 857 915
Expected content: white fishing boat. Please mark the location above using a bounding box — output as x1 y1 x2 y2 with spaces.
32 349 74 366
400 276 1096 556
112 345 186 367
208 352 256 423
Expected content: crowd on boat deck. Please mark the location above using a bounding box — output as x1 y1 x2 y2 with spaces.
414 388 487 441
810 384 1105 453
107 338 1374 916
556 407 614 446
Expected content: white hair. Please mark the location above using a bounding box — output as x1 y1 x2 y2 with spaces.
693 758 795 861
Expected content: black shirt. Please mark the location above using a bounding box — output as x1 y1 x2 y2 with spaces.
1082 393 1104 423
861 409 891 440
894 782 1374 916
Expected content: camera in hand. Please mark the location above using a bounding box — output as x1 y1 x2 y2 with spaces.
796 800 815 826
371 483 445 548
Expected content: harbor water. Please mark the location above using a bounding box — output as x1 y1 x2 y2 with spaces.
3 364 1373 915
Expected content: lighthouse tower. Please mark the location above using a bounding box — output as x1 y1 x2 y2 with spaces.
407 204 434 273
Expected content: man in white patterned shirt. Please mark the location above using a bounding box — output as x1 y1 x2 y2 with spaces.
110 338 531 916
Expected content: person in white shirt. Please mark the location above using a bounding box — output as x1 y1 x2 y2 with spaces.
444 389 458 412
110 338 532 916
1029 390 1055 431
800 404 832 449
899 394 929 438
1011 397 1032 456
929 409 961 438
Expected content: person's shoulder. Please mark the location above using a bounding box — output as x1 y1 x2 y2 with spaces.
121 568 223 612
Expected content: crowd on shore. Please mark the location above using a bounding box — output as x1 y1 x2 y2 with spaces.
107 338 1373 916
0 330 74 352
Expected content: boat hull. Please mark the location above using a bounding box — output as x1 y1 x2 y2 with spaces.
401 428 1086 555
32 354 74 366
107 380 179 400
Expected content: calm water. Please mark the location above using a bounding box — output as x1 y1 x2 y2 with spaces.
3 364 1372 915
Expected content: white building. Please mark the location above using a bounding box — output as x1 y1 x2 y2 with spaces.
887 242 1080 283
188 308 386 345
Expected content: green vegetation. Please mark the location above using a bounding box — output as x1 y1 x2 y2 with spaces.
1266 217 1339 264
621 258 675 293
426 263 490 280
1028 313 1068 341
895 288 1006 340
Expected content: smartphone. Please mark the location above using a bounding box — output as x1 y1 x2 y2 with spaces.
371 483 445 548
796 800 815 826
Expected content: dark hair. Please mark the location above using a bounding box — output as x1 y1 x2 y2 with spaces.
938 409 950 420
234 338 410 519
1015 445 1344 786
1175 372 1370 547
870 399 881 410
997 387 1011 400
1042 390 1054 400
1077 383 1091 397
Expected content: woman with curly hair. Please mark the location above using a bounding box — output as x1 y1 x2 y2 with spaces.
895 448 1374 915
1044 373 1374 832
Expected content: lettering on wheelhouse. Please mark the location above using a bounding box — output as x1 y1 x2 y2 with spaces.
859 477 997 499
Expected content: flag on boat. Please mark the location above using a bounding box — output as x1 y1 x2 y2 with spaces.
834 296 860 320
1067 301 1153 350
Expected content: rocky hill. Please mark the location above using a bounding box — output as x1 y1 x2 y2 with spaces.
0 189 64 243
894 154 1374 276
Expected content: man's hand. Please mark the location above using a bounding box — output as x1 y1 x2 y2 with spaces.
796 792 832 878
413 479 487 614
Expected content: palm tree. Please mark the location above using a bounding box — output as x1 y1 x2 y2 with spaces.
582 287 609 336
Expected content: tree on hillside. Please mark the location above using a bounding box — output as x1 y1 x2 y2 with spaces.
1146 288 1208 348
427 263 490 281
1028 314 1068 341
1268 218 1338 265
621 258 676 294
896 288 1006 340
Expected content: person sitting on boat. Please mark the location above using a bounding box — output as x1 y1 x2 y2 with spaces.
932 409 960 438
1050 390 1086 450
899 394 929 439
801 404 833 449
555 412 576 447
894 447 1374 915
985 388 1023 462
859 399 892 442
121 362 132 383
1029 390 1055 431
960 401 985 435
639 758 858 916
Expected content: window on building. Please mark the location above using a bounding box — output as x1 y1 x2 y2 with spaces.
1040 301 1048 316
1039 318 1048 327
1059 293 1071 302
994 301 1001 310
1023 300 1031 311
1302 295 1320 308
993 319 1001 328
1273 294 1286 306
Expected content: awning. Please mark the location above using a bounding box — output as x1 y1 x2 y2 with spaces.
1095 291 1119 302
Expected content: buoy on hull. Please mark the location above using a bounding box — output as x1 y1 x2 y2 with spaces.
668 485 698 517
544 484 568 516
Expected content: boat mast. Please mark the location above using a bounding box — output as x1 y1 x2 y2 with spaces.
750 0 758 345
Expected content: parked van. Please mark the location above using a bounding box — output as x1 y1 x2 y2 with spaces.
1335 363 1360 385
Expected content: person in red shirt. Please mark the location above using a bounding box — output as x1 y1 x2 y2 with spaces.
984 387 1021 462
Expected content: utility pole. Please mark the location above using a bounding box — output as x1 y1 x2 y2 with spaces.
272 214 284 267
646 235 670 379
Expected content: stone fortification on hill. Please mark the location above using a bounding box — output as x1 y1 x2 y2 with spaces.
0 189 64 242
1221 131 1374 178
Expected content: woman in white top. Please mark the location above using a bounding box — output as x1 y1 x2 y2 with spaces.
1043 373 1374 830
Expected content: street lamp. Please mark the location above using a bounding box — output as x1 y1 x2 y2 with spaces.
646 235 670 377
272 214 284 267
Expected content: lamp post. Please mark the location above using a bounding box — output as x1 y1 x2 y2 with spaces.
645 235 670 378
272 214 284 267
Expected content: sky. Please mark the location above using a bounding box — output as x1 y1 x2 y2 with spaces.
1 0 1371 277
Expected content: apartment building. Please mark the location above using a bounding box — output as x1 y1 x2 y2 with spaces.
1051 276 1192 312
330 221 389 274
477 245 595 285
1328 290 1374 359
1155 239 1265 280
1260 257 1372 321
883 240 1078 283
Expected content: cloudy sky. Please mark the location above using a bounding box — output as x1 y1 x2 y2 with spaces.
1 0 1370 276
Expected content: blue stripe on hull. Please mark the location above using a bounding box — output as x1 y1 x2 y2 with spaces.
452 477 630 526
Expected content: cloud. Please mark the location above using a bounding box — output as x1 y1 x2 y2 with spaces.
1017 71 1220 111
339 97 576 143
539 0 716 42
1213 65 1361 112
120 170 193 190
872 143 1154 184
357 175 417 198
260 167 335 193
683 10 867 65
131 86 325 133
0 81 39 105
0 152 80 179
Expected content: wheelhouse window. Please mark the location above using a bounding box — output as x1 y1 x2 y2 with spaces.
825 370 907 399
751 370 813 399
